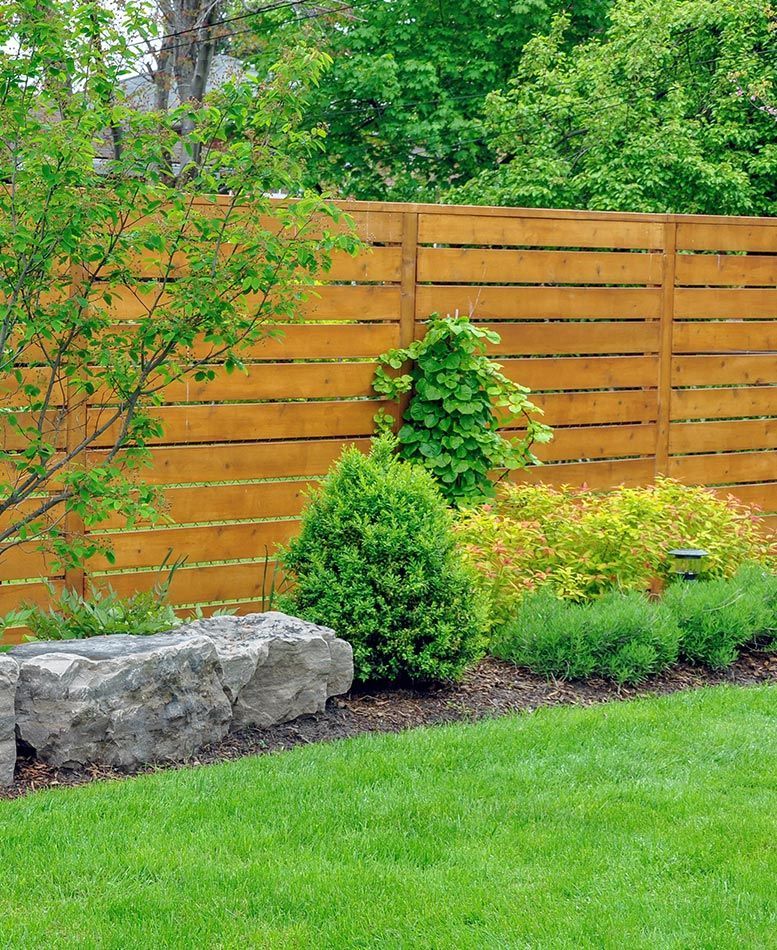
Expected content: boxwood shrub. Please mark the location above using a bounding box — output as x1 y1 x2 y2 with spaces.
281 436 488 685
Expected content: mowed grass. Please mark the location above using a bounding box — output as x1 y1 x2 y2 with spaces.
1 687 776 949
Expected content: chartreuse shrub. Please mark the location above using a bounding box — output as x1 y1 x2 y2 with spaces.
373 314 552 504
456 478 775 627
664 563 777 669
492 590 681 685
281 436 487 684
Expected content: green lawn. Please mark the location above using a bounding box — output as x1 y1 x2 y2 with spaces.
1 686 776 949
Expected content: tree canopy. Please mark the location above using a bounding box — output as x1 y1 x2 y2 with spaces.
450 0 777 215
243 0 612 201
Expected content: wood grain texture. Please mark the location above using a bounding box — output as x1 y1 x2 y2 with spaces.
671 386 777 421
676 254 777 287
416 286 661 320
417 248 662 284
672 321 777 353
670 419 777 454
418 213 664 249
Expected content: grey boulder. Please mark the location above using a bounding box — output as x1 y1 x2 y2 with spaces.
0 656 18 786
11 634 232 770
172 612 354 729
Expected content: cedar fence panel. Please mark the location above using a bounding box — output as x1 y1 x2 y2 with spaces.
1 202 775 641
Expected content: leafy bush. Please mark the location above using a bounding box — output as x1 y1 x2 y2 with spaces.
664 564 777 669
491 590 681 685
456 479 775 625
21 583 181 641
281 436 488 684
373 314 552 504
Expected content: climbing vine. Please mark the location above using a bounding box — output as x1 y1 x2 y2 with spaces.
373 315 552 504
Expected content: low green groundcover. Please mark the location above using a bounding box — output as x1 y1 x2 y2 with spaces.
1 686 775 947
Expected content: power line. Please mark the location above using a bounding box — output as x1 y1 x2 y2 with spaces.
127 0 324 50
132 0 374 60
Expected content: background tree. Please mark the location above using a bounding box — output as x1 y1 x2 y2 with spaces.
450 0 777 214
239 0 612 201
0 0 356 570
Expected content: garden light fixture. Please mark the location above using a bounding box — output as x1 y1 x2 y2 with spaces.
668 548 709 581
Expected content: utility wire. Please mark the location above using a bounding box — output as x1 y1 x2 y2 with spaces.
134 0 372 61
126 0 370 55
129 0 324 49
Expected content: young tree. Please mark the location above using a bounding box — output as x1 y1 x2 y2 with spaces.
450 0 777 214
0 0 357 571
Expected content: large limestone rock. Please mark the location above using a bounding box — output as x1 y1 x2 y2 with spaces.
8 612 353 772
0 656 18 786
10 634 232 770
172 612 354 729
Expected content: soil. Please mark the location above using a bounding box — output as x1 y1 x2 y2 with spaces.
4 647 776 800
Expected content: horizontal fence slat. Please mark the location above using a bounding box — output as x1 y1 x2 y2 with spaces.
671 355 777 387
129 247 402 282
676 254 777 287
532 391 657 426
672 322 777 353
90 520 299 572
532 424 656 462
244 324 401 360
418 213 664 249
672 328 777 353
671 386 777 421
159 362 378 403
511 457 655 490
417 248 662 285
137 439 372 483
98 480 316 530
478 321 661 355
502 356 658 391
417 286 661 320
675 289 777 319
714 482 777 513
100 285 402 322
676 222 777 252
100 562 272 607
668 450 775 485
89 401 389 446
0 546 55 583
0 580 64 618
670 419 777 454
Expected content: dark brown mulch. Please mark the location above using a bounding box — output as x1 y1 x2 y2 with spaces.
3 647 776 800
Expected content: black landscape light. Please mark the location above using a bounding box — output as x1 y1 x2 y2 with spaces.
668 548 709 581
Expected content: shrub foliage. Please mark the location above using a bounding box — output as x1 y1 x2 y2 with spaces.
491 564 776 683
664 564 777 669
456 479 775 627
281 437 488 684
373 315 551 504
492 589 681 685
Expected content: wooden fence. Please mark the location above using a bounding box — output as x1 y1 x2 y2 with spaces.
2 201 776 641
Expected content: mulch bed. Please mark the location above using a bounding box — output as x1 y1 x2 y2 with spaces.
4 647 776 800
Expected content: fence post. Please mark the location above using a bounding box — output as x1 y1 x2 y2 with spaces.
397 211 419 424
63 263 88 598
655 220 677 477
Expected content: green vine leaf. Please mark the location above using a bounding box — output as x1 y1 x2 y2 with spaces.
374 314 553 505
